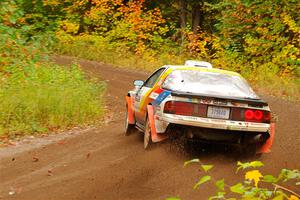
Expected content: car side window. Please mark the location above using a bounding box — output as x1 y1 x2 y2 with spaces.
144 68 165 88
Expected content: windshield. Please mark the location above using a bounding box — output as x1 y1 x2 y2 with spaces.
162 70 258 99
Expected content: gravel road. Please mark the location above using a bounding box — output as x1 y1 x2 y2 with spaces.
0 56 299 200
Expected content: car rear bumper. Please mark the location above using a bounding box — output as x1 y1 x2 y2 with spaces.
155 113 270 133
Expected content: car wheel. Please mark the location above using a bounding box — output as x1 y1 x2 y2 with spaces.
144 117 152 149
124 107 135 136
238 144 258 157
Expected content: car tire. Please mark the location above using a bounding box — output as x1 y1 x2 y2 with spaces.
238 144 258 157
124 107 135 136
144 117 152 150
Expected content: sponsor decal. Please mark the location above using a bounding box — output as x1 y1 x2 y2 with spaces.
212 100 227 106
211 119 226 124
200 99 213 104
153 90 171 105
231 102 248 107
186 116 198 121
149 92 159 100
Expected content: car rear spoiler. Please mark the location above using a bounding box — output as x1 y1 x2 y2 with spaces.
170 91 268 106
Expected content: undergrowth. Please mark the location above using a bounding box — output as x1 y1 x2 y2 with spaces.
0 1 106 139
0 63 105 138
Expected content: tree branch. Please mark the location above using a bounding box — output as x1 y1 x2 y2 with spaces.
273 183 300 198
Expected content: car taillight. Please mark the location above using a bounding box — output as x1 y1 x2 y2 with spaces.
231 108 270 123
172 102 193 116
244 109 270 123
254 110 263 120
164 101 207 117
244 109 254 120
264 112 271 121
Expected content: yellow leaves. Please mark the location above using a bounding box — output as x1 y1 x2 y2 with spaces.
288 195 300 200
48 0 167 55
60 21 79 34
245 170 263 187
43 0 60 6
281 13 300 35
185 31 217 58
256 27 268 35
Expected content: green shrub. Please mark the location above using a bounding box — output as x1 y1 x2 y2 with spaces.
0 1 106 138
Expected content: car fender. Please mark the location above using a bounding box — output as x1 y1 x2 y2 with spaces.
125 96 135 124
258 123 275 153
147 105 168 143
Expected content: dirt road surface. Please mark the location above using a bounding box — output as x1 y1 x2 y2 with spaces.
1 56 299 200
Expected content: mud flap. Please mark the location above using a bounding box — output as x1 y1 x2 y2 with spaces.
258 123 275 153
125 96 135 124
147 105 168 143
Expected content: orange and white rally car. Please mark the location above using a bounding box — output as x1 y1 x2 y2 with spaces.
125 60 275 154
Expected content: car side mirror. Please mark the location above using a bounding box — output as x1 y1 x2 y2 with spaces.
133 80 144 87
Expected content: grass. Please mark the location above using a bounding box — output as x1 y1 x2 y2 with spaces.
0 63 106 139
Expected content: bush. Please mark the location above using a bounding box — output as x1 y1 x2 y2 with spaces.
0 1 106 139
0 64 105 138
53 32 186 72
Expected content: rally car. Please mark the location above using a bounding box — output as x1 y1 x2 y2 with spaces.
125 60 275 154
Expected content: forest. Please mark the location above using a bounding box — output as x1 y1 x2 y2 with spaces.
1 2 300 199
0 0 299 137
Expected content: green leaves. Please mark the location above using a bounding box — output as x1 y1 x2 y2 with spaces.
230 183 245 194
236 161 264 173
183 160 214 191
173 159 300 200
183 159 200 167
215 179 225 191
278 169 300 182
263 175 277 183
214 0 300 87
184 159 214 173
8 15 17 24
193 175 211 189
201 165 214 172
208 192 226 200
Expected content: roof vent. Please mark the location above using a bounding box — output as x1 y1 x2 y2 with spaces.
185 60 213 69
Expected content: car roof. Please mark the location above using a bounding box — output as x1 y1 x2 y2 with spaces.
162 65 242 77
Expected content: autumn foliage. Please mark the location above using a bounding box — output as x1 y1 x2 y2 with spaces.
1 0 300 101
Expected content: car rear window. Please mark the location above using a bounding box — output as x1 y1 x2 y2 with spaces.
162 70 258 99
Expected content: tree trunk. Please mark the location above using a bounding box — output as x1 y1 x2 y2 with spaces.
192 1 204 34
179 0 187 30
179 0 187 43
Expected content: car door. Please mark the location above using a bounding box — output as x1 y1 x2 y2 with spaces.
134 68 166 125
